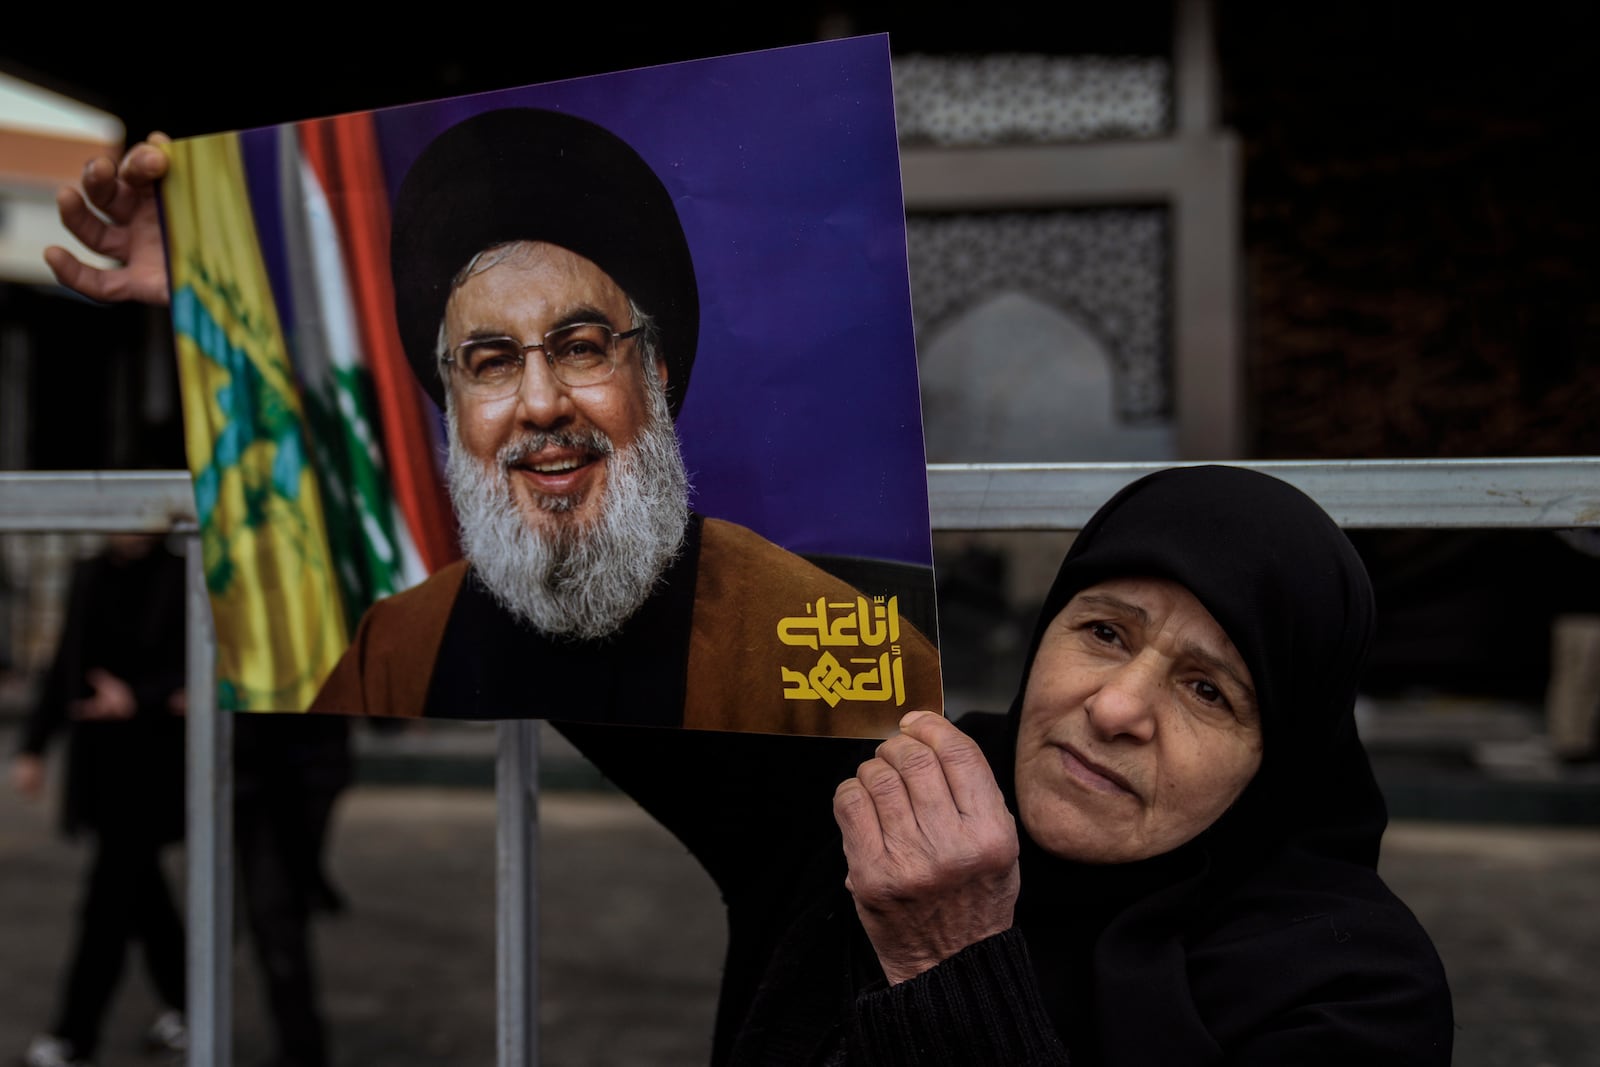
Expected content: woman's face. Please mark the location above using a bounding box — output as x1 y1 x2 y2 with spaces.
1014 576 1264 864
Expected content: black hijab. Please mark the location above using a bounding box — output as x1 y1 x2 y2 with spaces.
1007 463 1386 865
966 465 1445 1064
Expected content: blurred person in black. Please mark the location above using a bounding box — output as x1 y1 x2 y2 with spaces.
233 713 351 1067
11 534 352 1067
11 533 189 1067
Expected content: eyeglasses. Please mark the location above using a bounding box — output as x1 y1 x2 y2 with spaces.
440 322 645 397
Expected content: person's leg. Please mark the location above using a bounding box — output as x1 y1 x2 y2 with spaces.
127 839 188 1052
300 780 347 916
127 840 186 1007
49 839 136 1058
237 788 330 1067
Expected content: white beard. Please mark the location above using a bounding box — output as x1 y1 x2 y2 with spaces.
445 383 690 640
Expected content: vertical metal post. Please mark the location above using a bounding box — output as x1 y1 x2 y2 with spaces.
185 534 232 1066
1172 136 1243 460
1172 0 1245 459
1175 0 1219 136
496 720 540 1067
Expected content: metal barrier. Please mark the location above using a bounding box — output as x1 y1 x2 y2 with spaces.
4 458 1598 1067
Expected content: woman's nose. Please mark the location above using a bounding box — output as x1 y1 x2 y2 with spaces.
1083 656 1161 743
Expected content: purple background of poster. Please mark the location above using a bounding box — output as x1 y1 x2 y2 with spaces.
239 36 931 567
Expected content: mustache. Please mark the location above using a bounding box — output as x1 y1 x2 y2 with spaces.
497 428 615 467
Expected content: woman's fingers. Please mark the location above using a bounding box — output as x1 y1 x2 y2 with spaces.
44 135 173 307
834 713 1022 985
897 710 1010 817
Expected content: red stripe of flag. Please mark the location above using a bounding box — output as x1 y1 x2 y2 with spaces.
300 112 459 574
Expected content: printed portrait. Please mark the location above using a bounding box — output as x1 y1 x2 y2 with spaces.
159 36 941 737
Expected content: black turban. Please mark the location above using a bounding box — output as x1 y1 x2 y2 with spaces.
389 107 700 417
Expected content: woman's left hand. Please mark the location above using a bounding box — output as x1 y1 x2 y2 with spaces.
44 134 173 307
833 710 1021 985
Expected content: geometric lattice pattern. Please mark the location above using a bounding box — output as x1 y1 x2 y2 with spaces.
894 54 1170 146
907 209 1171 420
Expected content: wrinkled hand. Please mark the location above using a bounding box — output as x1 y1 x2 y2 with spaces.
11 754 45 801
70 668 138 721
44 133 173 307
833 710 1020 985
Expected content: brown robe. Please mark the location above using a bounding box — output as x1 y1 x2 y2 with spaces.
309 518 941 738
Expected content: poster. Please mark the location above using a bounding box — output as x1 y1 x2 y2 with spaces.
159 35 940 737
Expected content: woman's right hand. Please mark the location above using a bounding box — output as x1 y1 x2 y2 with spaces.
833 710 1021 986
44 133 173 307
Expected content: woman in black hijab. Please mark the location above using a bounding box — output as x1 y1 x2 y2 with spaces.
833 464 1454 1064
560 464 1452 1064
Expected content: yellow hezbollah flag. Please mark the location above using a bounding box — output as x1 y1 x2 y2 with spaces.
162 133 348 711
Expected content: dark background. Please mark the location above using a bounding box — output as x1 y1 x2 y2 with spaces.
6 0 1598 701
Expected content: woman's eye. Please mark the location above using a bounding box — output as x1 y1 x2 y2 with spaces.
1191 679 1226 706
1087 621 1119 645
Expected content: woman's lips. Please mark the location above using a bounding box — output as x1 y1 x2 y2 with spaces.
1057 743 1138 799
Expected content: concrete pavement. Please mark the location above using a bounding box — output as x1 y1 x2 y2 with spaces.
3 725 1599 1066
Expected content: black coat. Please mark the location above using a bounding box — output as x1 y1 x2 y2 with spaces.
20 543 187 844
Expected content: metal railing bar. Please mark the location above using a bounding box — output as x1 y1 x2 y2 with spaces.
5 460 1598 535
0 471 195 532
184 534 231 1067
496 721 541 1067
926 458 1600 530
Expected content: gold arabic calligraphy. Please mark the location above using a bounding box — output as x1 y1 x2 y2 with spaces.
777 596 905 707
